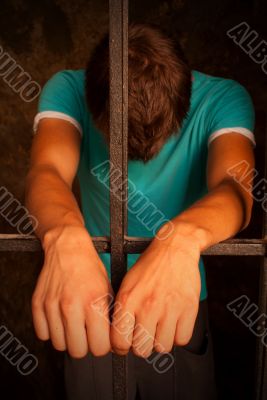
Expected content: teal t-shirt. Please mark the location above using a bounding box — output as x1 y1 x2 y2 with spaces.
34 69 256 301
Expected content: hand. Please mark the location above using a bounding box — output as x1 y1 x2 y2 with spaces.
31 226 113 358
110 224 201 357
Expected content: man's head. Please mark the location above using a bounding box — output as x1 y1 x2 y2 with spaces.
86 23 192 162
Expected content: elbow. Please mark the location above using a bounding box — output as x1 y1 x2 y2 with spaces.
241 210 252 231
240 188 254 231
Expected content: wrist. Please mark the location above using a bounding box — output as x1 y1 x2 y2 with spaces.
156 219 212 253
42 225 93 252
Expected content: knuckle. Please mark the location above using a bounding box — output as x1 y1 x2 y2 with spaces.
91 293 112 313
60 296 75 315
143 294 157 310
84 301 95 314
31 293 42 311
113 311 135 332
166 291 180 304
44 295 57 312
85 296 106 315
182 291 199 308
116 290 131 308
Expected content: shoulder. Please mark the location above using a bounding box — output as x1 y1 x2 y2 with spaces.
192 69 252 101
42 69 86 96
35 69 87 134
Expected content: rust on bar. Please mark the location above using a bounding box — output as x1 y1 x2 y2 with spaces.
0 234 267 257
109 0 129 399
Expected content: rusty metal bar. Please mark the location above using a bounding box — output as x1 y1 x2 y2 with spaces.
109 0 128 399
255 119 267 400
0 234 107 252
0 234 267 256
125 237 267 256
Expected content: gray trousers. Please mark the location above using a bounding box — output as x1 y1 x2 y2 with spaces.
64 300 217 400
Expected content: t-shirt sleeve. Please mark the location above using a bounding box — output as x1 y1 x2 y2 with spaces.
207 80 256 148
33 70 83 136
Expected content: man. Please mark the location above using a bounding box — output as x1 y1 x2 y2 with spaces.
25 23 256 399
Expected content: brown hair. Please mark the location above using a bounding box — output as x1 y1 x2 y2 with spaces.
86 23 192 162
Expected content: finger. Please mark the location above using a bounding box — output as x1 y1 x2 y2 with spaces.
60 302 88 358
174 304 199 346
111 303 135 355
31 293 50 341
31 266 50 340
154 309 178 353
132 312 158 358
44 296 66 351
85 299 111 356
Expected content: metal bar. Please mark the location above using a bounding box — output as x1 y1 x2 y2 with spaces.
109 0 128 399
125 237 267 256
109 0 128 292
255 116 267 400
0 235 109 252
0 234 267 256
122 0 128 236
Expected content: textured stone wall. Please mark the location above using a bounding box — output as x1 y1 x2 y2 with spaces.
0 0 266 399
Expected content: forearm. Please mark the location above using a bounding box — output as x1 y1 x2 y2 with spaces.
159 179 253 253
25 166 86 245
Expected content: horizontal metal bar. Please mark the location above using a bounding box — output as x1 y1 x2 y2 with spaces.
0 235 110 253
0 234 266 256
125 237 267 256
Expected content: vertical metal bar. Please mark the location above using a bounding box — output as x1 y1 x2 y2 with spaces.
255 116 267 400
109 0 128 399
122 0 129 236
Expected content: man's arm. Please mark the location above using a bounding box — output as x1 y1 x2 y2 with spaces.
110 133 255 357
26 119 113 358
25 119 84 239
163 132 255 252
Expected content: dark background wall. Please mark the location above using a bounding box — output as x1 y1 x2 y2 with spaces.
0 0 266 399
